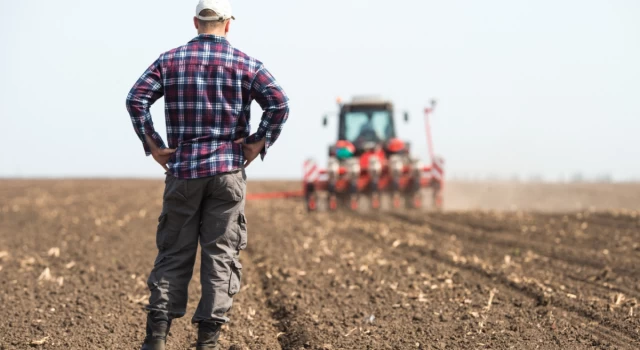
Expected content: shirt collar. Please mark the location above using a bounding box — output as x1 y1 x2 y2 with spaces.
189 34 229 44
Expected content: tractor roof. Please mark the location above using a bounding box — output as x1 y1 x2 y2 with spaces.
348 95 392 106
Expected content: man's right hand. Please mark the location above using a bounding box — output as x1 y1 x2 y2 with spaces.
145 134 176 172
152 148 177 172
235 138 266 168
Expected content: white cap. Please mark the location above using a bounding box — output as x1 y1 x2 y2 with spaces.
196 0 235 21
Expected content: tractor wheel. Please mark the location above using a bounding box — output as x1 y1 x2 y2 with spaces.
305 184 318 212
328 195 338 211
432 185 443 211
411 193 423 209
350 195 359 211
371 193 381 210
305 192 317 212
392 193 402 209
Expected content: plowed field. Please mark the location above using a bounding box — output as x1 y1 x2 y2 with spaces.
1 180 639 349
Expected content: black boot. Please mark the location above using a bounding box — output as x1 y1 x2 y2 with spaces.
196 321 221 350
141 312 172 350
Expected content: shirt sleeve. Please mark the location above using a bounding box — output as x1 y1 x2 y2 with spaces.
245 64 290 160
125 57 167 156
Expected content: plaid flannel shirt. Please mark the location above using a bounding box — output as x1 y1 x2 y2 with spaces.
126 34 289 179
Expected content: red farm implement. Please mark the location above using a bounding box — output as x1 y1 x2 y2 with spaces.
302 97 444 212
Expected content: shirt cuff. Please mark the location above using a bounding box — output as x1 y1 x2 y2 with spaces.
141 131 167 156
259 130 272 160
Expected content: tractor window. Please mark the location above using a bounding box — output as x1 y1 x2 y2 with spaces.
344 112 369 142
344 110 393 143
372 111 393 140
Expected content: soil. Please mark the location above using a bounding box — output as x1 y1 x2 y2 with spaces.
1 180 639 349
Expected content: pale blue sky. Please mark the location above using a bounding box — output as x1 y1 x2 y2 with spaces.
1 0 639 180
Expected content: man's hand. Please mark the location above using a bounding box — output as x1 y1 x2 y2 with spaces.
234 138 266 168
152 148 177 172
145 134 176 172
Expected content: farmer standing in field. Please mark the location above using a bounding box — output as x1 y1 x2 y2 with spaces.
125 0 289 348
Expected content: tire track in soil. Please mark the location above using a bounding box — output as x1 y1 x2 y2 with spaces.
353 226 636 348
391 211 640 290
398 211 640 303
217 251 284 350
388 212 640 281
354 211 640 348
252 256 312 350
244 201 319 350
403 212 640 338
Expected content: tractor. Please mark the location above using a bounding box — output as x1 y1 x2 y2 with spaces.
303 96 444 211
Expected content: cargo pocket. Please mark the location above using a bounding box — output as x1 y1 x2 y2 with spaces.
156 175 188 251
237 213 248 251
164 175 188 202
212 171 245 202
228 259 243 296
156 213 181 251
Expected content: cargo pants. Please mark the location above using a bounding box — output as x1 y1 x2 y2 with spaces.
145 169 247 324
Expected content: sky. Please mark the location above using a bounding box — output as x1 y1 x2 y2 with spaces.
1 0 639 181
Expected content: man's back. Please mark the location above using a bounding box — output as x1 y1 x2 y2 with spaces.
126 34 288 179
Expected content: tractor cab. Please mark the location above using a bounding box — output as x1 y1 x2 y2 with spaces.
325 97 409 158
340 101 395 153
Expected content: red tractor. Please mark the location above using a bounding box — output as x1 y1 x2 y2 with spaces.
303 96 444 211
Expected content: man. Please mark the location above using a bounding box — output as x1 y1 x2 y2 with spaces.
125 1 289 349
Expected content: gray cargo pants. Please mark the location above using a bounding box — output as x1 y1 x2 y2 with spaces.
145 169 247 324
